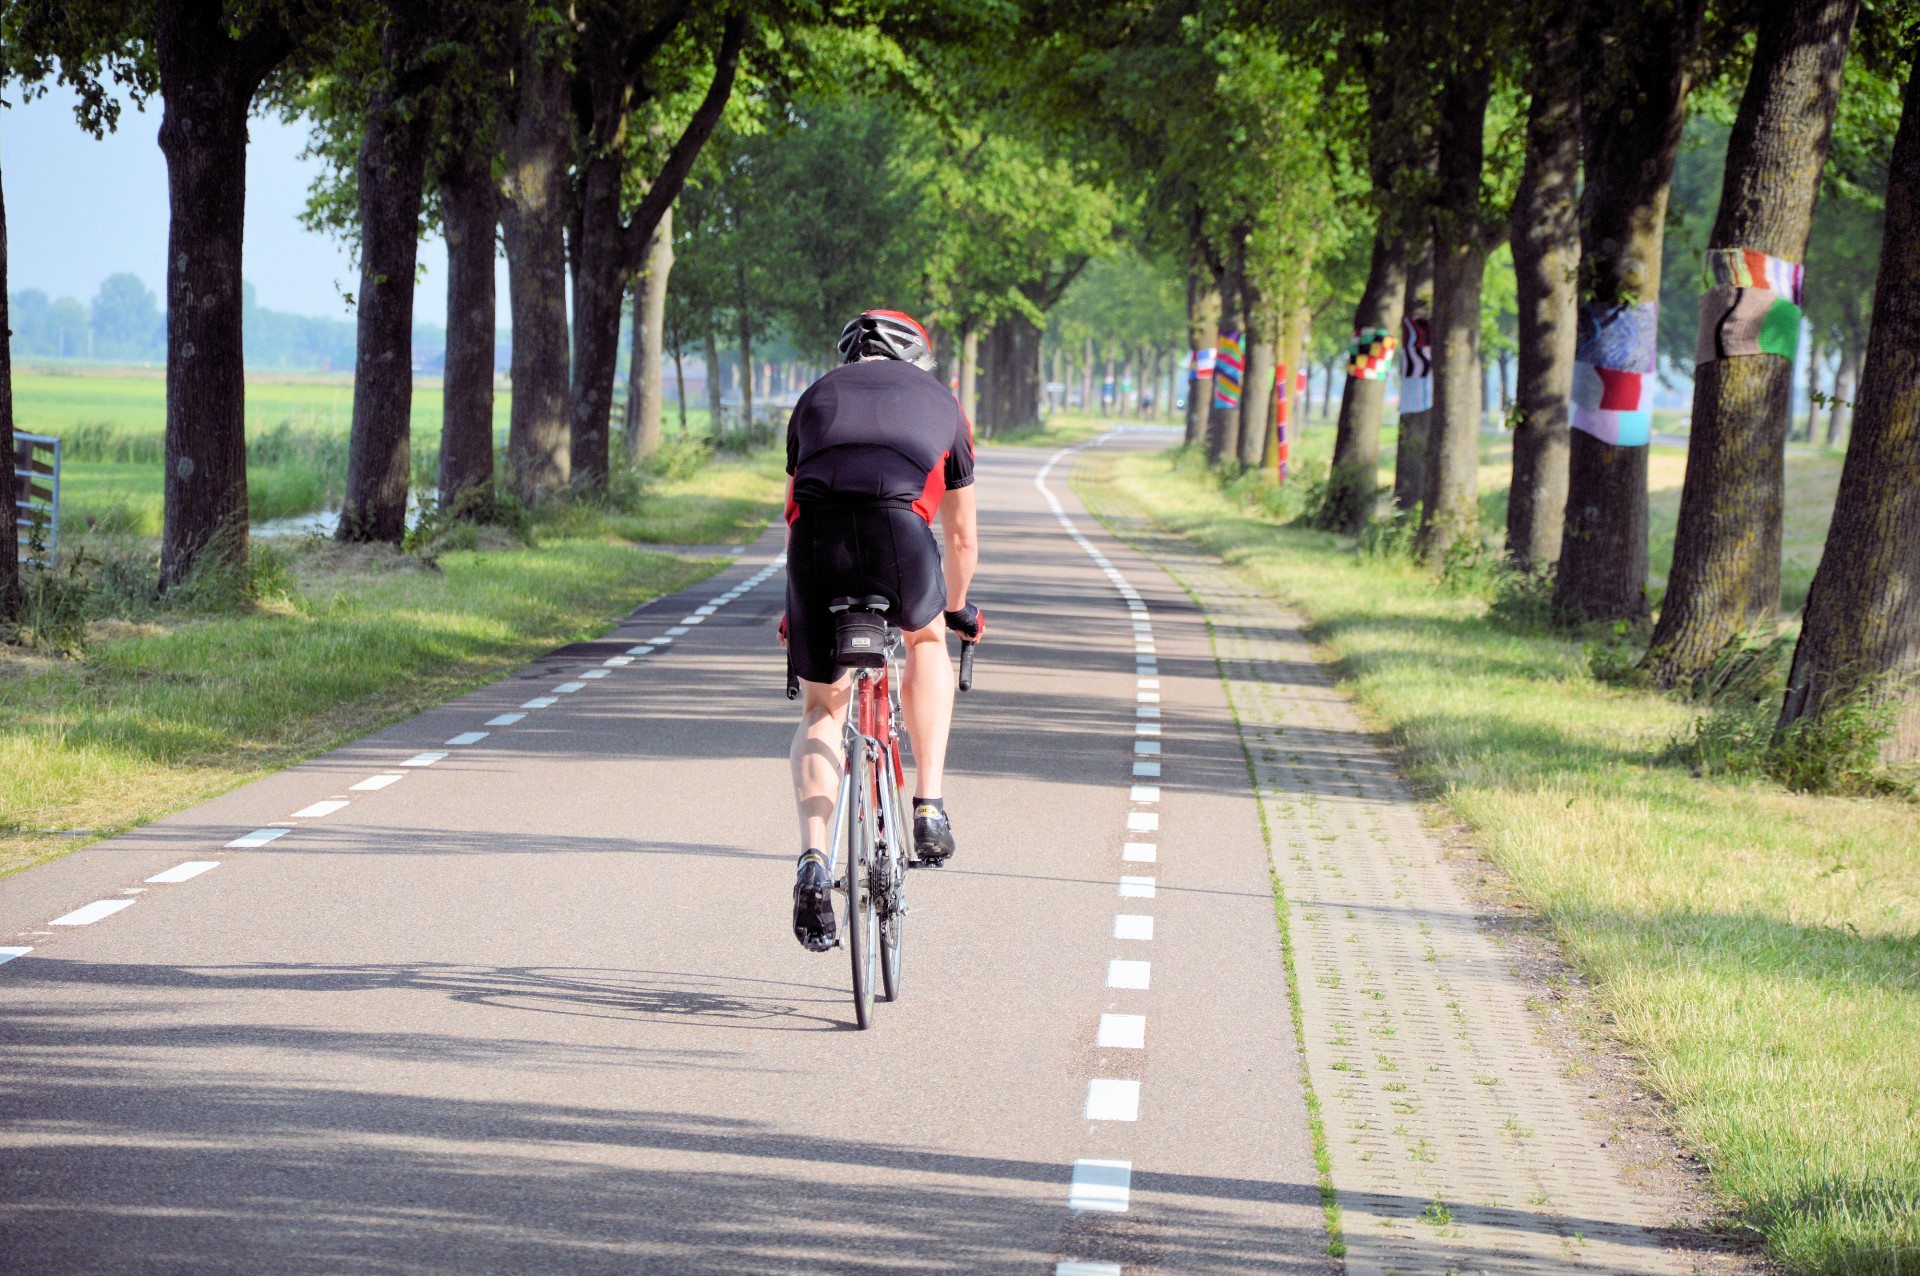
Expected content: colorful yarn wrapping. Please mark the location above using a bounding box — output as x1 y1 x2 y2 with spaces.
1274 362 1291 480
1192 347 1217 378
1399 315 1433 414
1571 300 1658 446
1213 332 1245 409
1347 327 1397 380
1695 249 1803 365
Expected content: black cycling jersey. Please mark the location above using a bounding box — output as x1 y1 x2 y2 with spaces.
785 359 975 524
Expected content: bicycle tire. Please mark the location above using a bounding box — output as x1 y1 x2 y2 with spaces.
845 732 878 1029
878 748 906 1001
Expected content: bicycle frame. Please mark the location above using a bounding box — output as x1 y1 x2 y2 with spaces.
823 629 908 889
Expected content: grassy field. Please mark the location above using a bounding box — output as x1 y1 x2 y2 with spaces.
0 448 788 879
1079 434 1918 1274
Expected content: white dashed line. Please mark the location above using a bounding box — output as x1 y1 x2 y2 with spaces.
291 800 349 819
401 752 449 767
626 645 656 656
1068 1159 1132 1212
578 669 610 679
351 774 404 791
446 732 489 745
147 861 220 884
1134 741 1161 755
51 899 137 926
664 627 690 637
1085 1079 1141 1122
486 713 526 726
603 657 633 666
0 946 31 965
1114 914 1154 941
1128 785 1160 803
227 828 291 848
1118 875 1157 898
1125 812 1159 833
1056 1263 1122 1276
553 682 586 694
651 636 674 645
1097 1013 1146 1049
1137 706 1160 719
1135 723 1161 737
694 606 717 616
1132 762 1161 778
1122 841 1157 862
1107 959 1151 990
1136 678 1158 689
1137 692 1159 703
522 696 559 709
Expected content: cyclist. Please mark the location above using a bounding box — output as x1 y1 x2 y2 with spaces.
781 309 984 951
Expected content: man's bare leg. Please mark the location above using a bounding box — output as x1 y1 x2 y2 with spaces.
897 617 954 800
791 674 852 853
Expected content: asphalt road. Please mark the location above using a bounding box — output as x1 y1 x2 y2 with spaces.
0 430 1326 1275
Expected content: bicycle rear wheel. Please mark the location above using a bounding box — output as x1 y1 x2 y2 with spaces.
845 732 878 1029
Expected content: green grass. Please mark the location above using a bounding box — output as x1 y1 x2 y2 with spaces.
1078 441 1920 1275
1 448 786 878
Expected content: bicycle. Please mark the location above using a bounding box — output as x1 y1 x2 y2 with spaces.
787 597 977 1028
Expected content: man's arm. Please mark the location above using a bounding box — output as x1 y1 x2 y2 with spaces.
939 485 978 613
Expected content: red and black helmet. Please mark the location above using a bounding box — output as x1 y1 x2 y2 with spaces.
837 309 937 373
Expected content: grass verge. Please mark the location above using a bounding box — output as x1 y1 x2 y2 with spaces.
1077 445 1920 1276
1 450 785 879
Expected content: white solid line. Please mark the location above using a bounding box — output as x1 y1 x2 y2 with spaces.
626 645 655 655
0 946 31 964
147 861 220 884
1134 741 1161 755
226 828 291 848
1114 914 1154 941
290 800 349 819
1136 678 1159 689
521 696 558 709
1119 875 1157 898
1107 959 1150 989
401 752 449 767
553 682 586 693
485 713 526 726
1132 762 1161 778
1068 1159 1132 1212
1125 812 1159 833
603 656 633 666
1097 1013 1146 1049
1086 1078 1140 1122
51 899 137 926
1122 841 1157 862
1129 785 1160 803
350 774 404 791
665 627 690 636
1136 723 1161 736
1137 692 1160 703
446 732 489 746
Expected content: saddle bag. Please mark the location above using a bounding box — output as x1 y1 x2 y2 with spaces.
834 610 888 668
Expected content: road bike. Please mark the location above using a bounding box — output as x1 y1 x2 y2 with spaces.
788 598 976 1028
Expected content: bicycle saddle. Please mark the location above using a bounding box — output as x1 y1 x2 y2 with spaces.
829 595 892 614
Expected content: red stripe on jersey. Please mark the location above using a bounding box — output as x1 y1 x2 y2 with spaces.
785 476 800 525
912 451 951 523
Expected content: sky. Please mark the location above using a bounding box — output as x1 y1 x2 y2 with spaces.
3 85 510 328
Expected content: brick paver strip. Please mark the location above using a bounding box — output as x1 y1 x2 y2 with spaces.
1077 448 1688 1275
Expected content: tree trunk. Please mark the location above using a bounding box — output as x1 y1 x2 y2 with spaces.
340 12 432 544
1507 15 1582 571
1326 228 1407 532
1081 335 1095 421
737 304 754 437
1553 0 1709 624
960 327 979 425
625 205 672 461
1013 314 1043 428
1395 242 1436 512
438 139 498 512
1646 0 1859 685
1419 72 1493 565
705 329 725 437
1828 343 1858 445
1239 297 1277 470
1185 265 1221 446
672 341 687 432
0 153 16 621
1206 243 1247 465
1778 59 1920 756
499 28 572 501
566 146 625 490
154 2 290 587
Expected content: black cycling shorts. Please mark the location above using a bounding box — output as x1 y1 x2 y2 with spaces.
786 502 945 683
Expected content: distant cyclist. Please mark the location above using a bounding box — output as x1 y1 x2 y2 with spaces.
780 310 983 951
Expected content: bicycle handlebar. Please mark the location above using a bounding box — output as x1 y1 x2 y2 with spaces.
957 638 977 692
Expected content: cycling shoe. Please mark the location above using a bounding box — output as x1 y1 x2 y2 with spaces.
913 805 955 867
792 851 837 952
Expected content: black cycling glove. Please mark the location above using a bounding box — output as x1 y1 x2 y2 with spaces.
944 604 984 642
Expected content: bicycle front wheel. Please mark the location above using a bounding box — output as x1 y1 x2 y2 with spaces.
845 732 878 1029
